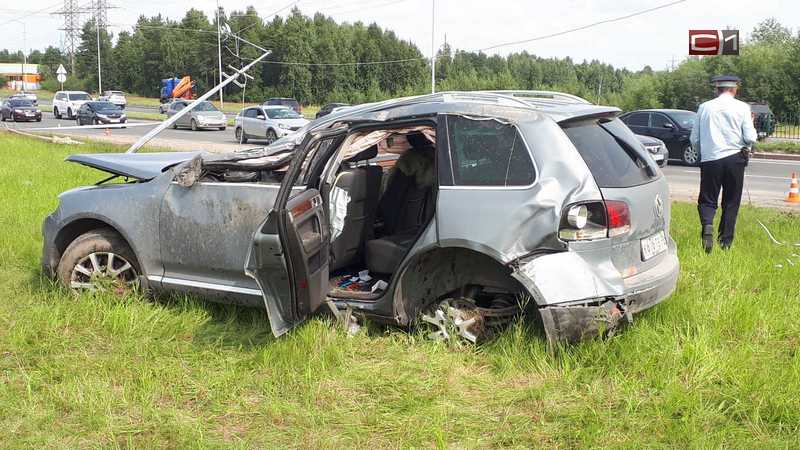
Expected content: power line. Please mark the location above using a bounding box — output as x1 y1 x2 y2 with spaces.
474 0 688 52
0 1 62 26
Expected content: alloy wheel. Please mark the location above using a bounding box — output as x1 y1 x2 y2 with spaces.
683 145 699 166
266 129 277 144
69 251 138 291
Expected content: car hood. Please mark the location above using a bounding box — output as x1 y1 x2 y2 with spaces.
276 118 309 127
66 152 200 180
194 111 225 119
635 134 664 145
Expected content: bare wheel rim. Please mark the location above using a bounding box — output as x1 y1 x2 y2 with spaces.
70 251 138 291
684 146 698 165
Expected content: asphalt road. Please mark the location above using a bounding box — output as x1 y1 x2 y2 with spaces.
5 113 257 152
5 114 800 209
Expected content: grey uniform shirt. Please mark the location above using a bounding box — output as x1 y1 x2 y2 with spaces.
690 92 758 163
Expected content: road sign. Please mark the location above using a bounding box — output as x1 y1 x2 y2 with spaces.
56 64 67 89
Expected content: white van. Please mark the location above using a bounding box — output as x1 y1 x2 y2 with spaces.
53 91 93 119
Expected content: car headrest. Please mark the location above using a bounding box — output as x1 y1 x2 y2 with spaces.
343 145 378 163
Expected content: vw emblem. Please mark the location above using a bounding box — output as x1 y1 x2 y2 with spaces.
654 194 664 218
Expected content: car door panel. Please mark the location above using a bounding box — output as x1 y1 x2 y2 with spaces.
246 130 345 336
159 181 282 296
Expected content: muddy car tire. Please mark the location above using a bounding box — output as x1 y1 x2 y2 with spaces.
56 229 141 293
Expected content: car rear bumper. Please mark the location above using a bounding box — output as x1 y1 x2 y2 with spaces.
515 242 679 346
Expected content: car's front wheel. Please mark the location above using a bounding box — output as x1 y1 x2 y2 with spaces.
266 129 278 144
54 107 61 119
67 108 74 119
191 119 198 131
235 127 248 143
682 145 699 166
56 229 140 293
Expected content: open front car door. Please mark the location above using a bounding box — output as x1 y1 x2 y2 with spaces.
245 129 345 336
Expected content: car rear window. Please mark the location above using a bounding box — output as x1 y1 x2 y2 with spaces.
562 118 657 188
445 115 535 187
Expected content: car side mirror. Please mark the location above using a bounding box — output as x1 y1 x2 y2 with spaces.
663 122 674 129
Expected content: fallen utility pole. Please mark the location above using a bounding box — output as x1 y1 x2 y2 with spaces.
126 50 270 154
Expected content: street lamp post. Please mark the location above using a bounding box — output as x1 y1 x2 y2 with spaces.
11 19 27 91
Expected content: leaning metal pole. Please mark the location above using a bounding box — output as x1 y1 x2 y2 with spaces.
125 50 270 154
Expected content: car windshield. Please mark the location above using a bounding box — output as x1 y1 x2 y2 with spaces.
266 108 301 119
9 99 34 107
669 111 696 128
194 102 219 112
68 93 91 101
89 102 120 111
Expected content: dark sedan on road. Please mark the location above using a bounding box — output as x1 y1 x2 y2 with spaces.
0 98 42 122
620 109 697 165
76 101 127 126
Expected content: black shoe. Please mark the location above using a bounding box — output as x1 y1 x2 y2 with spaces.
702 224 714 254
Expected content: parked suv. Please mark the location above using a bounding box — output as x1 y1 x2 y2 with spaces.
42 91 678 346
234 105 310 144
53 90 93 120
98 90 127 109
263 97 301 114
620 109 697 165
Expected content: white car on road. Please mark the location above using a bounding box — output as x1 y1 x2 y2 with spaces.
234 105 309 144
98 90 127 109
53 91 93 120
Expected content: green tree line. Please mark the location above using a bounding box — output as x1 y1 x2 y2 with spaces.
2 11 797 116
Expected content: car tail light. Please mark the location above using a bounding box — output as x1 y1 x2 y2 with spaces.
605 200 631 237
559 200 631 241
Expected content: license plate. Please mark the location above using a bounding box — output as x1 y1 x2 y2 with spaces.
653 154 664 161
641 230 667 261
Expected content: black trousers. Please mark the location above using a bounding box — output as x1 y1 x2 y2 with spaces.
697 152 747 245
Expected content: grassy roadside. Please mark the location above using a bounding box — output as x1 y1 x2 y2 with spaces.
758 140 800 154
2 132 800 448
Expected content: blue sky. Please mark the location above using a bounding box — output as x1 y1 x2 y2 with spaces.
2 0 797 71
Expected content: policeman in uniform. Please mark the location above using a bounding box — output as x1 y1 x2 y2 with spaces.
690 75 758 253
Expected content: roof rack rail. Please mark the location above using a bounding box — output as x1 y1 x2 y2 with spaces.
481 90 592 105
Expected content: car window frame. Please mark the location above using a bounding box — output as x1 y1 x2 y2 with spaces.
440 114 538 191
624 111 651 128
650 112 674 130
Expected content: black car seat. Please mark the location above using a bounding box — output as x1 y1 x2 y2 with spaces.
365 134 436 274
329 146 382 271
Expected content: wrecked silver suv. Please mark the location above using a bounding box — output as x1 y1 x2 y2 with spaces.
42 91 679 345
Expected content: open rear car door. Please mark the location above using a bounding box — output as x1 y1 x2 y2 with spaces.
245 128 347 336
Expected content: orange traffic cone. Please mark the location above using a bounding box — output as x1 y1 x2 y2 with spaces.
786 172 800 203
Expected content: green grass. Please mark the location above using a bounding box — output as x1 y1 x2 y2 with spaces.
758 139 800 154
1 131 800 448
